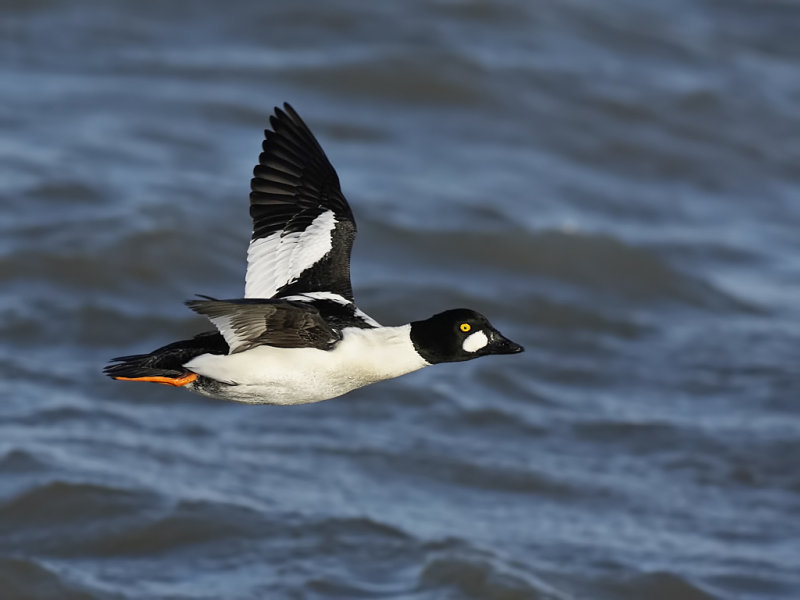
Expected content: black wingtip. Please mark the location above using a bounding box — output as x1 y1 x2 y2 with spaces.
271 103 295 127
275 102 294 116
270 102 310 134
282 102 300 121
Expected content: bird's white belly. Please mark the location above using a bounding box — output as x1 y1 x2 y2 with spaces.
183 325 428 405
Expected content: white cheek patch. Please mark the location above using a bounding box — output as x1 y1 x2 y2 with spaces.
462 330 489 353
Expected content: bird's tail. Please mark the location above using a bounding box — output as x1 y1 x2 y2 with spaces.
104 332 227 387
103 354 197 386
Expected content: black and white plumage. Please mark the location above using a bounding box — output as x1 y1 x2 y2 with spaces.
105 104 523 405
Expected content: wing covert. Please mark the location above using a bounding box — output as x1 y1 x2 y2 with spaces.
186 299 341 354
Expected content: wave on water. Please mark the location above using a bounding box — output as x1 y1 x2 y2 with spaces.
0 474 561 599
0 481 160 533
594 570 720 600
360 220 754 316
0 556 99 600
0 448 52 474
418 553 562 600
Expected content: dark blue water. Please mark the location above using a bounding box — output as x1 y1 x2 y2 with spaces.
1 1 799 598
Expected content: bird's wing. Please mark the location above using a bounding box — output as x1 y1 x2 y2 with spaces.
245 103 357 302
186 299 341 355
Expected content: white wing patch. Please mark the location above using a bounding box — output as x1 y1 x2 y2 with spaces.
462 330 489 353
282 291 351 305
201 314 241 354
245 210 337 299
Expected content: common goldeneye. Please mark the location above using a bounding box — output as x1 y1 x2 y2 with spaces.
104 104 523 405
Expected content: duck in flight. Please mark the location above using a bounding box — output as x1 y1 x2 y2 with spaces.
104 104 523 404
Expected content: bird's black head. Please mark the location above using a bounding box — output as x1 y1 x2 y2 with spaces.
410 308 524 365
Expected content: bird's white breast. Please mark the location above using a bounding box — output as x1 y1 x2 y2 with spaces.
184 325 429 405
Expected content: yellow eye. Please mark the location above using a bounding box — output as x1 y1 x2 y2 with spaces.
459 323 471 332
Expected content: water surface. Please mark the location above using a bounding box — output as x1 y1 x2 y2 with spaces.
1 1 799 598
